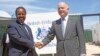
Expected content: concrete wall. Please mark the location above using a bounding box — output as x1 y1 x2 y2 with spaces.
92 22 100 44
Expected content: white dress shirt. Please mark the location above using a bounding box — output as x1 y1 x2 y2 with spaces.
24 26 29 35
80 54 86 56
5 33 10 43
61 15 69 37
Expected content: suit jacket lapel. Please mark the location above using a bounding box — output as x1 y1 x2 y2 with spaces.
25 25 32 40
56 19 64 39
18 24 30 39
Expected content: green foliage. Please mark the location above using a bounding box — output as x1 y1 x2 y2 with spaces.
84 29 93 42
0 24 7 47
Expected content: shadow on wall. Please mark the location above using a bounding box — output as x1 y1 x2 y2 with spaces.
92 54 100 56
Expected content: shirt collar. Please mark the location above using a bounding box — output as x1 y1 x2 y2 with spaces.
16 20 25 25
61 15 69 21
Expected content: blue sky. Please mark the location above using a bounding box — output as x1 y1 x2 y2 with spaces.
0 0 100 29
0 0 100 15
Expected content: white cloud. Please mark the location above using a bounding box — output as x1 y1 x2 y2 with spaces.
0 0 57 16
0 0 37 2
0 0 37 5
0 3 56 16
83 16 99 29
0 0 56 12
27 5 56 11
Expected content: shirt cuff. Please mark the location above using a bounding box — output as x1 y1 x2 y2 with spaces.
80 54 86 56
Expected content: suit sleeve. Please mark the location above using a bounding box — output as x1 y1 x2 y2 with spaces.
2 33 6 45
76 17 86 54
7 24 34 49
42 21 55 46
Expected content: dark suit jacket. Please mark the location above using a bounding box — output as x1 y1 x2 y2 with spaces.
7 20 37 56
2 33 9 56
42 15 86 56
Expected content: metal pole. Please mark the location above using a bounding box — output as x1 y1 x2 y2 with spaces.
99 15 100 22
52 53 55 56
38 54 40 56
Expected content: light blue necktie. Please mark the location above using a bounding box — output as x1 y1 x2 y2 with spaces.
62 18 66 37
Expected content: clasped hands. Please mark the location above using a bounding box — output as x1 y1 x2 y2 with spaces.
35 42 43 49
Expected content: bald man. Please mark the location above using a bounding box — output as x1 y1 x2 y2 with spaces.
7 7 38 56
35 2 86 56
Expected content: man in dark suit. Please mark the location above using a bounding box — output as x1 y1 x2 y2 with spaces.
2 33 9 56
35 2 86 56
7 7 38 56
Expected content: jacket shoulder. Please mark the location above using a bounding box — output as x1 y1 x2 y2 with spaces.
53 19 61 24
7 20 17 27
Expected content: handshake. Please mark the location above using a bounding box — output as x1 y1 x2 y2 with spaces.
35 42 44 49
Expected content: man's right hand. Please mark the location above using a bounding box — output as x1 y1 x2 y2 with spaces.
35 42 43 49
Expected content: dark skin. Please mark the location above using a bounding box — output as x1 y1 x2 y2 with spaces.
16 8 26 24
